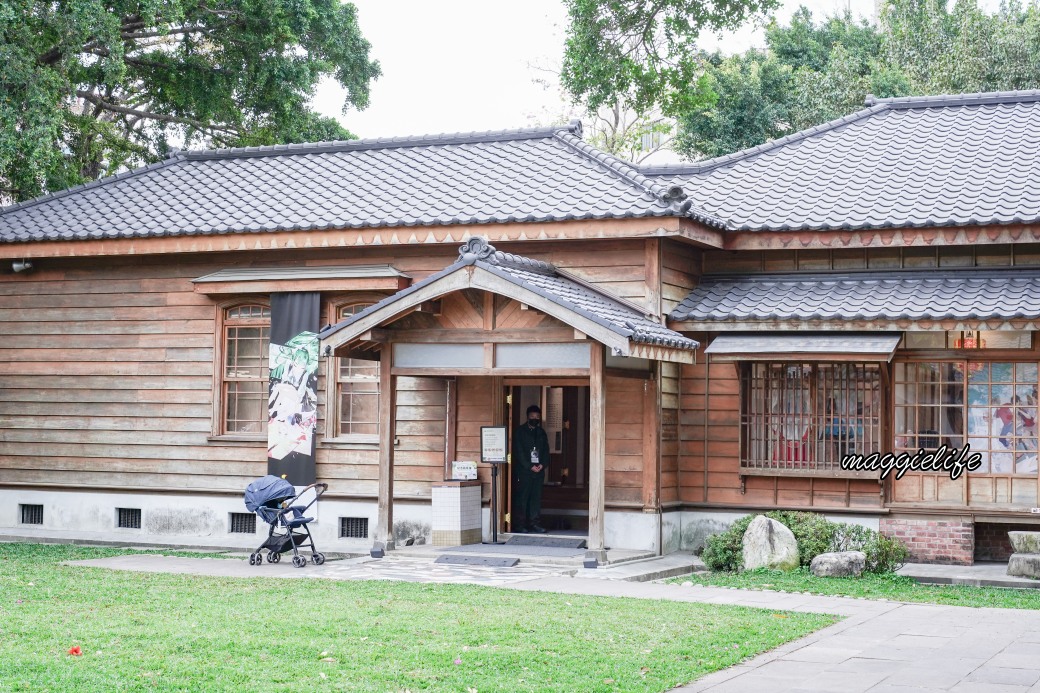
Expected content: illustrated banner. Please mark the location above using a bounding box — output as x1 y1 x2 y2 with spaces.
267 292 320 484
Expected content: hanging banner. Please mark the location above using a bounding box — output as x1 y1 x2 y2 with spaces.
267 292 320 484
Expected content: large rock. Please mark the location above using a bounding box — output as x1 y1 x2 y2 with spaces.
810 551 866 578
742 515 799 571
1007 553 1040 579
1008 531 1040 554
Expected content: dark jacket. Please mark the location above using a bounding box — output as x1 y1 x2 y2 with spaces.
513 422 550 474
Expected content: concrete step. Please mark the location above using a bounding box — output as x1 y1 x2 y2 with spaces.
576 552 706 582
898 561 1040 589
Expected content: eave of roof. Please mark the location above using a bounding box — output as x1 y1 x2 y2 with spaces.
669 267 1040 324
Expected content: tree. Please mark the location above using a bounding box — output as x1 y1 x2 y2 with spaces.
560 0 779 117
675 1 1040 160
0 0 380 202
675 50 793 159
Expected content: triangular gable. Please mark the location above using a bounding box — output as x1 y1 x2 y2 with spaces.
319 238 699 364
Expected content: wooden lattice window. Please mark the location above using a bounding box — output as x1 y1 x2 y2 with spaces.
335 304 379 438
741 362 883 474
894 361 1038 476
222 304 270 434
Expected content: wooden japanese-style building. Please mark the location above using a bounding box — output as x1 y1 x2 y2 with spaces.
2 90 1040 565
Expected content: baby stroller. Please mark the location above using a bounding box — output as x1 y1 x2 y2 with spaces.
244 475 328 568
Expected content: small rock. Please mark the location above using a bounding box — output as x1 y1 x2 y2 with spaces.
1008 531 1040 554
681 581 692 587
810 551 866 578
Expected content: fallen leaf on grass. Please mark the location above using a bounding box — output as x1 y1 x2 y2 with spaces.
67 646 82 656
771 614 788 619
320 657 337 663
603 678 615 684
640 667 650 677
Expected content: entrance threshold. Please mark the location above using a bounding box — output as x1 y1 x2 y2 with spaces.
395 541 656 568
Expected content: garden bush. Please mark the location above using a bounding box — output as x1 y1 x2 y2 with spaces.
701 511 909 574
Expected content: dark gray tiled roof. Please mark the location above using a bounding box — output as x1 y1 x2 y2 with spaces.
669 269 1040 323
0 122 711 244
643 90 1040 232
322 237 698 351
704 333 901 357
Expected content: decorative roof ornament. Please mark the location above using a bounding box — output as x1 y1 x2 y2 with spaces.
458 236 497 263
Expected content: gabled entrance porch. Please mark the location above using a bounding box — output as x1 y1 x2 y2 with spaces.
319 237 698 566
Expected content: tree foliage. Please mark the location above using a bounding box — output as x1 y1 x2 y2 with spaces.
676 0 1040 160
0 0 380 202
560 0 779 117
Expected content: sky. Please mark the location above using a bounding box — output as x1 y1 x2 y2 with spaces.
312 0 1006 141
311 0 882 140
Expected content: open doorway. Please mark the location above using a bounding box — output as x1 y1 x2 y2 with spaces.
506 384 590 533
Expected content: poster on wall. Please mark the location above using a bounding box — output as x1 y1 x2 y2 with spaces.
267 292 320 485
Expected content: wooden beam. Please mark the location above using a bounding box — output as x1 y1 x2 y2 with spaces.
0 217 695 260
391 367 590 377
358 328 391 343
444 378 457 480
644 238 661 316
642 368 660 513
366 328 581 344
375 346 397 552
483 292 495 331
193 276 405 295
586 343 607 565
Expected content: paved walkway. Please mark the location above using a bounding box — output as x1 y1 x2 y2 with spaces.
68 553 1040 692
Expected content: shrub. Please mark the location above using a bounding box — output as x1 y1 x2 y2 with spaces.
701 515 754 572
700 512 910 574
766 511 835 566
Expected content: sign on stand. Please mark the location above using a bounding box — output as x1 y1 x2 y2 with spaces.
480 425 508 544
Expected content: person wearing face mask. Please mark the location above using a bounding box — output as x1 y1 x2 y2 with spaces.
512 404 550 533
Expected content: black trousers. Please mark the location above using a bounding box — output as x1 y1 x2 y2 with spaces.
514 470 544 527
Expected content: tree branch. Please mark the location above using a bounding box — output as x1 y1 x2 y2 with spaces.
75 90 240 137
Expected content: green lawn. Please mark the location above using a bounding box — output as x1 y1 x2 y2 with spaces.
674 567 1040 610
0 544 837 692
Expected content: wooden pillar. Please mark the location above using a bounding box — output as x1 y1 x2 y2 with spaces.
375 346 397 553
642 365 660 512
586 343 607 565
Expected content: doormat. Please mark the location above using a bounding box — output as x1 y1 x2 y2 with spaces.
435 555 520 568
506 535 587 549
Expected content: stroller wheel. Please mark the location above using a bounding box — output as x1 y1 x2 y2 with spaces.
292 555 307 568
270 552 281 563
248 553 256 566
312 553 326 565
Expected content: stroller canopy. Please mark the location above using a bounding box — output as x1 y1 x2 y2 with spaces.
244 475 296 513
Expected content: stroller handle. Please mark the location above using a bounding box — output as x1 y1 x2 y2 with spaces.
299 482 328 497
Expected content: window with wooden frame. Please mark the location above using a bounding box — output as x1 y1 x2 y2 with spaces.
894 361 1038 476
741 362 883 475
331 303 380 441
220 303 271 435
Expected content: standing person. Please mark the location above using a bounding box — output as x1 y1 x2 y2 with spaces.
513 404 550 534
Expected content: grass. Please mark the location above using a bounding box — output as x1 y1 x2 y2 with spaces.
0 544 837 692
673 567 1040 610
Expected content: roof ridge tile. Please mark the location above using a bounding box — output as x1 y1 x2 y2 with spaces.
188 122 583 160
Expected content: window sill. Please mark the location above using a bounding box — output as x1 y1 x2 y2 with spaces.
208 434 266 444
321 437 379 449
740 467 881 480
